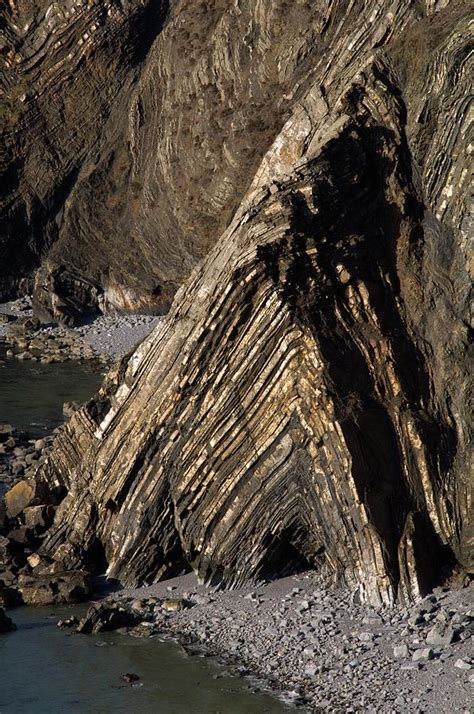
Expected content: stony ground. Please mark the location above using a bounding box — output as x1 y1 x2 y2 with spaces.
0 297 162 360
0 427 55 496
111 571 474 713
73 313 162 359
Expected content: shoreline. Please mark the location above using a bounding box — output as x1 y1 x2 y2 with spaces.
1 296 472 711
0 296 163 362
101 571 473 712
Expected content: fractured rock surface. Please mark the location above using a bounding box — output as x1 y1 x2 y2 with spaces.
31 1 472 605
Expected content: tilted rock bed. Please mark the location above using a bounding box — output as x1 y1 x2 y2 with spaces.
73 573 474 712
24 1 471 607
2 4 471 609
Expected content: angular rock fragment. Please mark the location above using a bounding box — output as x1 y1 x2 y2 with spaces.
17 571 91 606
412 648 434 663
76 602 141 634
426 623 455 647
393 644 409 659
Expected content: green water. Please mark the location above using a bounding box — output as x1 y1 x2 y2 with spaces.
0 352 103 437
0 606 291 714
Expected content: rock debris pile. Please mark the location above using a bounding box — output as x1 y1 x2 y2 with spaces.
77 573 474 712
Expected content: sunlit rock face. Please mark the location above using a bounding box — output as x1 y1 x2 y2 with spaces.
33 1 472 606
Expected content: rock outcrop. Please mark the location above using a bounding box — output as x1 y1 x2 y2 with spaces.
23 1 471 605
2 0 355 319
1 0 168 314
0 607 16 633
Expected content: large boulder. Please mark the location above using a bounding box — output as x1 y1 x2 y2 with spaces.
0 587 22 609
4 481 35 519
0 425 15 444
17 570 91 606
76 602 141 634
3 479 51 519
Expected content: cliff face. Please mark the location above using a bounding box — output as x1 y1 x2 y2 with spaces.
0 0 168 311
31 1 472 605
3 0 357 319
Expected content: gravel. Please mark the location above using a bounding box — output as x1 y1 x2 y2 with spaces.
74 314 162 359
0 297 163 360
112 572 474 713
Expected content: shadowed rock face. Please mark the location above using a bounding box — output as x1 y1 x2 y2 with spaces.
0 0 169 312
31 1 472 605
2 0 349 318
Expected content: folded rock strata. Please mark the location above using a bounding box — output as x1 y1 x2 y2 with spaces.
2 0 469 322
36 1 472 606
0 0 169 311
1 0 348 316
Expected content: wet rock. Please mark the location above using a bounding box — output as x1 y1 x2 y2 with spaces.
76 602 141 634
0 608 16 634
0 503 7 531
0 581 23 607
0 425 15 443
57 616 79 629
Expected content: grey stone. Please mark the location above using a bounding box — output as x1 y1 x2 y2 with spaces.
393 644 409 659
426 623 455 647
454 659 472 671
412 648 433 662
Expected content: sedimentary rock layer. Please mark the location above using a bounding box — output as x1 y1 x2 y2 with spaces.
3 0 469 322
37 1 472 605
1 0 336 315
0 0 169 309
